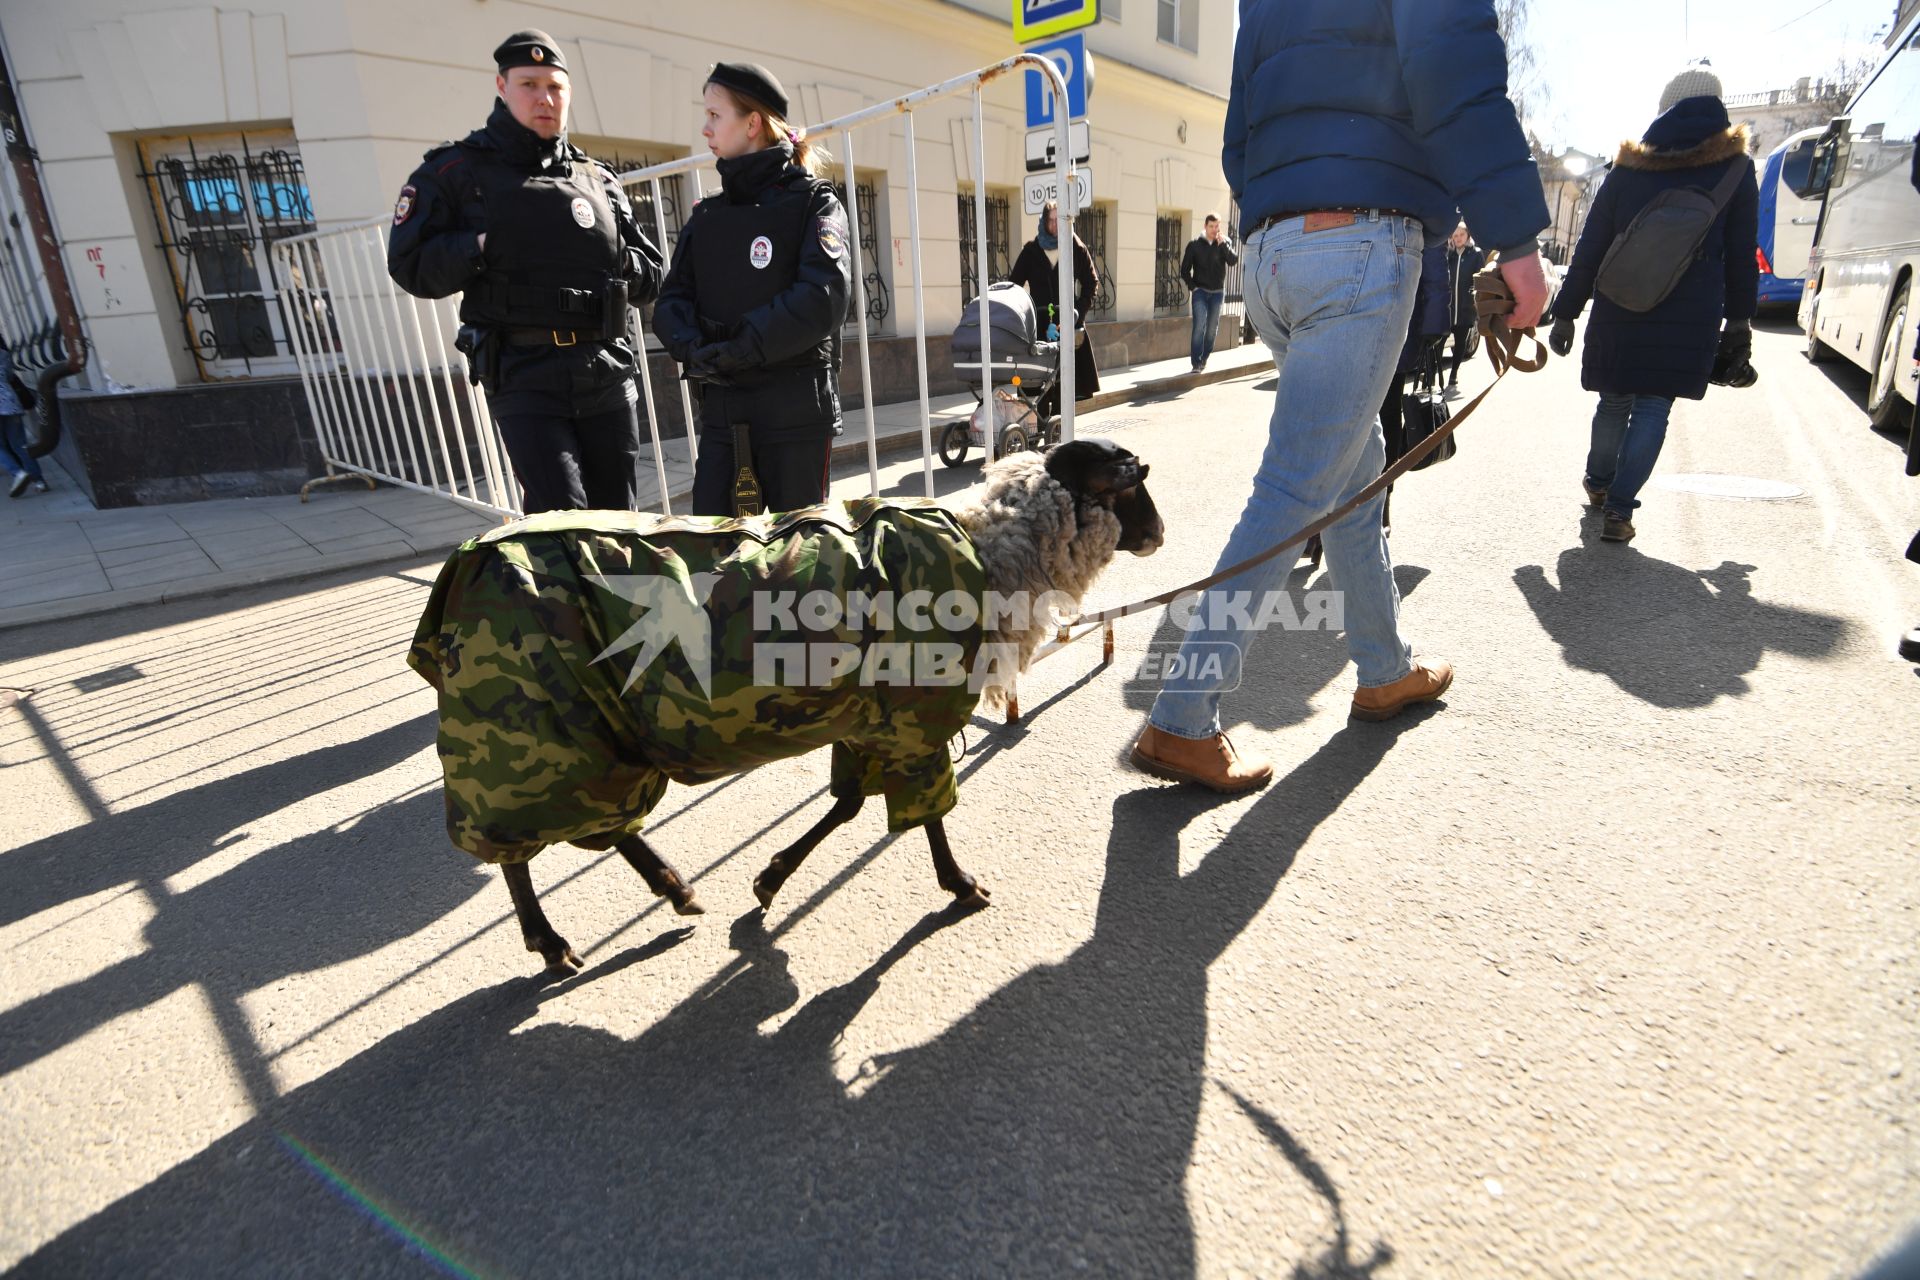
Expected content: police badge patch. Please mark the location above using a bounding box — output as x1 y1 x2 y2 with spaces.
393 185 416 226
570 196 595 228
749 235 774 270
816 217 847 261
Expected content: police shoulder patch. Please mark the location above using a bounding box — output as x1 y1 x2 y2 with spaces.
393 185 417 226
816 216 847 261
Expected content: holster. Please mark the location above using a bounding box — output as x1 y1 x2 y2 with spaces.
454 324 501 390
602 278 630 343
730 420 763 518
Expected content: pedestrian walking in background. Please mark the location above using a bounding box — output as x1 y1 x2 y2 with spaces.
1009 200 1102 417
1131 0 1550 793
1180 213 1239 372
1546 63 1758 544
655 62 853 517
0 333 46 498
1444 222 1486 394
387 30 664 515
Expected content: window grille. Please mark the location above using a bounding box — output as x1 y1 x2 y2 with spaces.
1154 214 1186 312
830 177 890 327
957 189 1012 302
1077 205 1116 320
137 132 318 379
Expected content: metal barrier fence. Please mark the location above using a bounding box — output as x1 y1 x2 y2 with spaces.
269 53 1079 519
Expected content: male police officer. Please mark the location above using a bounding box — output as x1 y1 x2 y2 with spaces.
388 30 664 513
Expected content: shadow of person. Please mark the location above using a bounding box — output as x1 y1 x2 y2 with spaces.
1514 551 1847 707
16 725 1406 1278
0 789 492 1108
1122 564 1432 733
1221 1085 1394 1280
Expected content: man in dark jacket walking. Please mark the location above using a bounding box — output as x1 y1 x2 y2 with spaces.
1179 214 1239 372
1131 0 1550 793
1547 64 1758 543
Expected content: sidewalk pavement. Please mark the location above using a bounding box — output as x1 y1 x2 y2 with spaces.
0 340 1272 632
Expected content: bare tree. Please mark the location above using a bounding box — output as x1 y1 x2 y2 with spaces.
1496 0 1549 134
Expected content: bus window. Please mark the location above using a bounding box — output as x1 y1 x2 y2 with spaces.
1782 138 1816 195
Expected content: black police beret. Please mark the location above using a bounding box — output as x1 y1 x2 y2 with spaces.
494 30 567 74
706 62 788 120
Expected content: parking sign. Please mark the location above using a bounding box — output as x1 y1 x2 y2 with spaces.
1024 33 1091 128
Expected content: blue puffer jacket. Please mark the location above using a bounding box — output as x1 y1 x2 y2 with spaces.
1552 97 1758 401
1226 0 1549 252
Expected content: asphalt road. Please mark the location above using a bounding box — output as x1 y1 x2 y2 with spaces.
2 316 1916 1278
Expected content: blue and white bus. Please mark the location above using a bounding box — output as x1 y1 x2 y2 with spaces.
1756 127 1825 307
1795 13 1920 431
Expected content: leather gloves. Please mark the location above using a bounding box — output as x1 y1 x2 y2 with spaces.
1711 319 1757 388
688 340 749 386
1548 317 1576 358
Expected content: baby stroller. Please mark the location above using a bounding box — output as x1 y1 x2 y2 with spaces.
941 282 1063 467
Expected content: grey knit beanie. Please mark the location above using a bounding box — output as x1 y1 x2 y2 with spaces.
1658 62 1724 113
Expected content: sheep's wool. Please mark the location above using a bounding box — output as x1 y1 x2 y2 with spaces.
409 498 988 861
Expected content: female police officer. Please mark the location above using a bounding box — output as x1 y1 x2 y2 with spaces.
387 30 663 514
653 62 852 516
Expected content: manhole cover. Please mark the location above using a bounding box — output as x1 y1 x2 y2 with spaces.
1651 473 1805 501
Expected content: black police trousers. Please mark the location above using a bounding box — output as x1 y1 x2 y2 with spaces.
495 402 641 514
689 429 832 516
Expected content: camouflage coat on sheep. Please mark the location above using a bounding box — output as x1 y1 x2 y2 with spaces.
407 498 989 862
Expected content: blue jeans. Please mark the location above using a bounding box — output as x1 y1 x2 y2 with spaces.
1190 288 1224 368
0 413 43 483
1584 392 1673 517
1149 211 1420 740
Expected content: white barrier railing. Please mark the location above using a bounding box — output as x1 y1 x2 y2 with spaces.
270 53 1078 518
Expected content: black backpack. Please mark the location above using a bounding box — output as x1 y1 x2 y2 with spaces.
1594 159 1748 313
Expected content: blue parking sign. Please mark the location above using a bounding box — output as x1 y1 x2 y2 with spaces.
1024 33 1090 128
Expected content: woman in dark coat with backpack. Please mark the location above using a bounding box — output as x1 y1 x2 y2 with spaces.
1547 65 1758 543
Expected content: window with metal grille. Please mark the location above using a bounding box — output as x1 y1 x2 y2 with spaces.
1154 214 1186 312
1077 204 1116 321
583 142 691 255
957 188 1012 303
830 176 890 328
137 132 317 379
1157 0 1197 52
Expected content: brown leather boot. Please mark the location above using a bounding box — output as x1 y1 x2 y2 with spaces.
1350 658 1454 722
1131 726 1274 793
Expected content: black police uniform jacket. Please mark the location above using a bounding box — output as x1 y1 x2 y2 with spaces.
387 101 664 417
653 142 852 441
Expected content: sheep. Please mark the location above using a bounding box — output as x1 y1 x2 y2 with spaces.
406 438 1162 972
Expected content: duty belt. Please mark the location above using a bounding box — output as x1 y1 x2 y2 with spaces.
504 328 593 346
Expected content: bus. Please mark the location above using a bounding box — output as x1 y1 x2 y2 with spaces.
1794 12 1920 432
1756 127 1825 307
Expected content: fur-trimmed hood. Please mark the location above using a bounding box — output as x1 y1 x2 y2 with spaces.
1615 124 1751 172
1615 96 1752 172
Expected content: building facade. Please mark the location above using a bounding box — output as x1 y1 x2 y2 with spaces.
0 0 1234 504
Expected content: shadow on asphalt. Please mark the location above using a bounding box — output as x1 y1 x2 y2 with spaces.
1120 562 1433 731
14 723 1410 1277
1513 547 1848 707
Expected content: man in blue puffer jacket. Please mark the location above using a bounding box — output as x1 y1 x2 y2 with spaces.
1132 0 1551 793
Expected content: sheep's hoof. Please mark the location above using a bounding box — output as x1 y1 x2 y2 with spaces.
949 883 992 911
671 892 707 917
528 935 584 973
752 871 781 911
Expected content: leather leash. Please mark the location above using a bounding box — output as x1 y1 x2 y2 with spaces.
1060 266 1547 637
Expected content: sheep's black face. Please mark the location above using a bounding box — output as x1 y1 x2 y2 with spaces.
1044 438 1164 557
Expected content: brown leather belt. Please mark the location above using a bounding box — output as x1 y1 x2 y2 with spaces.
1247 207 1419 237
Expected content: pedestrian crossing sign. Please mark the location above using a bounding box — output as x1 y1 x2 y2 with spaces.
1012 0 1098 43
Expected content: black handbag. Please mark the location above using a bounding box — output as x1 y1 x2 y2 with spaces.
1398 347 1455 471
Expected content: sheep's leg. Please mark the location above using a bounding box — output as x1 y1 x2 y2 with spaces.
754 791 864 909
926 819 991 910
501 859 583 973
615 835 705 916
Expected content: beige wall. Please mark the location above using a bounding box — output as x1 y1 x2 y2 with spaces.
2 0 1229 391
